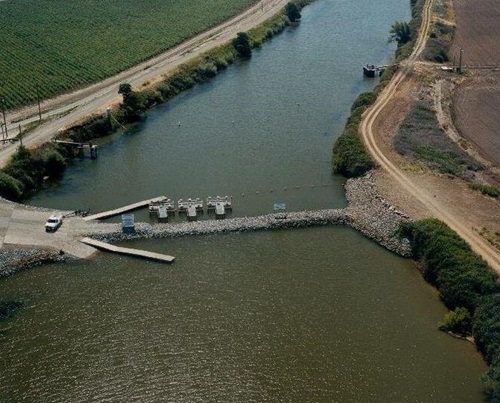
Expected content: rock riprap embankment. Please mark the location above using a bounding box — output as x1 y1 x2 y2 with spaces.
86 171 412 257
344 172 412 257
0 248 66 277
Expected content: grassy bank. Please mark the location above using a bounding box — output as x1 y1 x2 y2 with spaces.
400 219 500 401
0 1 311 201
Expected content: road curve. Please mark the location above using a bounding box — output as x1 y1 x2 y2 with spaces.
0 0 289 168
360 0 500 273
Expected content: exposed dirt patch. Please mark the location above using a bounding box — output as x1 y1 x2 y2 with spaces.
448 0 500 169
449 0 500 66
452 73 500 167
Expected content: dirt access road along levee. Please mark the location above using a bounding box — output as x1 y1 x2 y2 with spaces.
0 0 289 169
360 0 500 273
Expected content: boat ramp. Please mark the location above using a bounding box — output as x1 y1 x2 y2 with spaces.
81 237 175 263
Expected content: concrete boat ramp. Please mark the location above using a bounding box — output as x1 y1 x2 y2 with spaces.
0 197 176 263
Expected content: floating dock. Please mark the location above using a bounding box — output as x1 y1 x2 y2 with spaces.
178 198 203 212
363 64 389 77
81 237 175 263
149 197 174 215
157 205 168 220
215 202 226 218
83 196 167 221
207 195 232 210
187 205 198 221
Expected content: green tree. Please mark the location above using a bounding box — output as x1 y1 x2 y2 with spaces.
232 32 252 58
118 83 132 101
285 2 301 22
389 21 412 46
0 172 23 200
118 83 146 122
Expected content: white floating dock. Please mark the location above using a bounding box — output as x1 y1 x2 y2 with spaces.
187 204 197 221
81 237 175 263
215 202 226 218
83 196 167 221
157 205 168 219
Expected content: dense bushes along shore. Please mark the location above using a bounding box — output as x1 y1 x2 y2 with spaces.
400 219 500 401
331 0 425 178
0 1 311 201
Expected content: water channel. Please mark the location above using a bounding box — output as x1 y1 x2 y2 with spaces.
1 0 487 401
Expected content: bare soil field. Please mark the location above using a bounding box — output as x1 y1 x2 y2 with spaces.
450 0 500 167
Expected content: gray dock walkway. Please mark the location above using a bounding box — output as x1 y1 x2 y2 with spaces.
80 237 175 263
83 197 167 221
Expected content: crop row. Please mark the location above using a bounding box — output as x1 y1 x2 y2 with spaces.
0 0 257 109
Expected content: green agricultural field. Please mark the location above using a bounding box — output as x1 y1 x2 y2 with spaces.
0 0 257 109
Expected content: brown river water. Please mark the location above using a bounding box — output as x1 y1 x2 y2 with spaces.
1 0 487 401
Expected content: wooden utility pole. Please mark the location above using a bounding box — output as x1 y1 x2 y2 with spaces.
36 83 42 122
458 48 464 73
1 98 7 139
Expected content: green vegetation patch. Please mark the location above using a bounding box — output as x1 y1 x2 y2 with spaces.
0 0 257 109
423 0 455 63
474 295 500 401
394 101 482 176
470 183 500 198
424 21 455 63
399 218 500 400
332 95 376 178
400 219 498 313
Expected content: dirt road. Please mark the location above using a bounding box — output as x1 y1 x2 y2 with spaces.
0 0 288 167
360 0 500 273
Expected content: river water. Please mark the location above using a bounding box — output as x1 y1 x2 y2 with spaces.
1 0 487 401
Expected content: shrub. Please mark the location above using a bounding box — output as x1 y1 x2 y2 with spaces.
232 32 252 58
332 92 376 178
285 2 301 22
399 219 499 312
474 294 500 400
470 183 500 198
0 172 24 200
439 307 472 336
